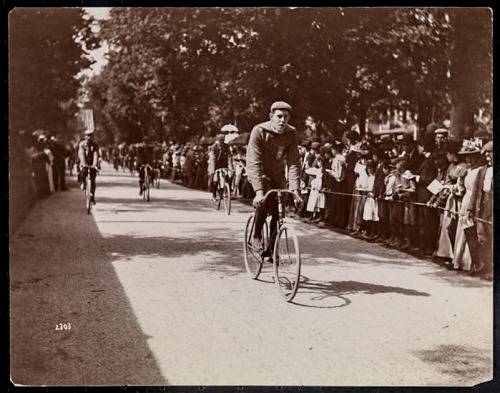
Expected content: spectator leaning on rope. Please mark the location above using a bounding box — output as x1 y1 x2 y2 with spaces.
246 101 302 253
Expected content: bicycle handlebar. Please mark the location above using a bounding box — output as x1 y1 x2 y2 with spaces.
261 189 303 205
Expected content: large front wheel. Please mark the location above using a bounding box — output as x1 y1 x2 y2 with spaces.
273 224 301 302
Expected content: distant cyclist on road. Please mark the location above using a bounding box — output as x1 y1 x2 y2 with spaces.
209 133 232 202
246 101 302 253
137 136 154 196
78 129 100 204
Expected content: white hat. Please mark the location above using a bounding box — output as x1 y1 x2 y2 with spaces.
84 129 94 135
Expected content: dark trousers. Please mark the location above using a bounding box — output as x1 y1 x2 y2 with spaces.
53 166 66 190
254 193 279 248
418 205 440 253
139 165 154 185
81 167 97 196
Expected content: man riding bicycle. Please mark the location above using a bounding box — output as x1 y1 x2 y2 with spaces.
209 133 232 202
78 129 99 204
246 101 301 254
137 136 155 196
246 101 302 254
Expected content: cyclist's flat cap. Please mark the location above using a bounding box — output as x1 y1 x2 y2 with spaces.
271 101 292 112
84 129 94 135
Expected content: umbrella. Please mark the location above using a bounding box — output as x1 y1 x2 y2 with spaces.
221 124 239 133
228 132 250 145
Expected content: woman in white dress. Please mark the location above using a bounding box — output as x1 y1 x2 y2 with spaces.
452 143 485 271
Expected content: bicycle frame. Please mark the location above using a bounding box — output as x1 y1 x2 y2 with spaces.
214 168 232 189
251 189 303 255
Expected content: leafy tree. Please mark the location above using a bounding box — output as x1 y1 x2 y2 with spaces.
86 7 492 144
9 8 98 138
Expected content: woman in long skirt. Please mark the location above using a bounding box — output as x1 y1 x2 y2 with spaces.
452 148 484 271
433 141 468 260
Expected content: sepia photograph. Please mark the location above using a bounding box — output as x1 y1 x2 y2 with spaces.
9 6 494 387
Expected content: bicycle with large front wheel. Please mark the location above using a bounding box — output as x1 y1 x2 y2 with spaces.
213 168 232 215
243 189 303 302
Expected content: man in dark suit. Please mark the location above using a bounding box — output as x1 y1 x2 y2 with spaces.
412 135 438 254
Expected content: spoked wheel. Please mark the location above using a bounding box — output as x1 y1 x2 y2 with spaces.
85 177 91 214
155 170 161 189
223 183 231 215
215 187 223 210
243 214 268 279
273 224 301 302
145 176 150 202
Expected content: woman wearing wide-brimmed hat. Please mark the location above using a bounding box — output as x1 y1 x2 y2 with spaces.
451 140 485 271
430 140 468 263
473 141 493 280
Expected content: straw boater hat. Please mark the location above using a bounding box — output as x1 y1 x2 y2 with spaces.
434 128 449 136
458 139 482 155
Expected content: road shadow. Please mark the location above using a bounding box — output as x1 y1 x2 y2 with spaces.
294 225 492 289
413 344 492 384
10 184 168 385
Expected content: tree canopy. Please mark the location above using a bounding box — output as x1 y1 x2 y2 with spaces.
9 8 99 138
11 8 491 144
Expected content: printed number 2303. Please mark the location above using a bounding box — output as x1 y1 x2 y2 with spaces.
55 323 71 331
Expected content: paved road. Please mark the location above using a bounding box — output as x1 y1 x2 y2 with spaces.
10 163 493 386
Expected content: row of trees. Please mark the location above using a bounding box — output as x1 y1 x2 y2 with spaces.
9 8 492 147
87 7 491 146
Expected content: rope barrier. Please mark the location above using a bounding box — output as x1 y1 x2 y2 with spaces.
115 159 493 226
305 186 492 226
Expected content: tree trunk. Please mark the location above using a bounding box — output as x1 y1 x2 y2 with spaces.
417 92 433 136
358 105 367 137
449 93 475 140
448 9 492 139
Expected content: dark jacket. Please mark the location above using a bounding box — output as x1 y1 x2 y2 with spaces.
416 154 437 203
210 142 230 171
137 143 154 165
246 121 301 192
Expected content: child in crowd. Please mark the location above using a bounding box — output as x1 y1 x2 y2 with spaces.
361 160 379 239
384 157 404 245
398 164 417 250
305 156 325 222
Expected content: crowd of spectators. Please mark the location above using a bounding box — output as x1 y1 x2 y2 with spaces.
296 123 493 281
13 120 493 282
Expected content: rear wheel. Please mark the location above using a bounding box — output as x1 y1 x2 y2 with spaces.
273 224 301 302
223 183 231 215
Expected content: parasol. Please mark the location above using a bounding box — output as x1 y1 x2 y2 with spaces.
220 124 239 133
